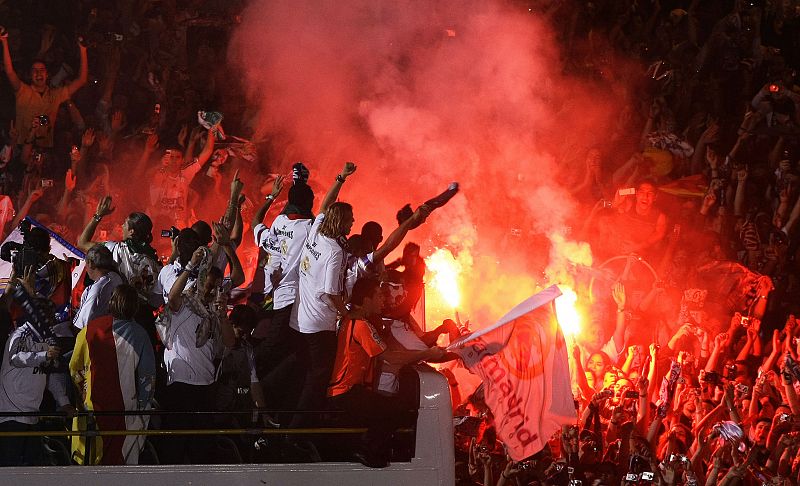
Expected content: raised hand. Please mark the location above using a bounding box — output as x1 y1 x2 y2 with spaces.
612 282 626 310
213 221 232 247
270 174 285 197
95 195 115 218
29 187 45 202
65 168 77 192
340 161 357 179
144 132 158 152
177 124 188 148
189 247 205 267
81 128 95 148
230 169 244 195
110 110 126 133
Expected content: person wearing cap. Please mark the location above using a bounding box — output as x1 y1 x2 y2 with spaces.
73 244 124 332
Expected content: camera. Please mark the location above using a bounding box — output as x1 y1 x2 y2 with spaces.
596 388 614 400
518 460 533 471
601 199 613 208
0 220 42 277
568 481 582 486
624 390 639 399
624 473 638 481
779 413 791 422
740 316 750 327
700 370 720 384
104 32 124 43
161 226 180 239
37 114 49 126
735 383 749 395
640 471 655 481
40 179 53 188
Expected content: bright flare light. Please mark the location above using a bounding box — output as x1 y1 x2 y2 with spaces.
426 248 462 309
554 285 581 336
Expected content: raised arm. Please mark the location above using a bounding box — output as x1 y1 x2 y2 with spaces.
77 196 115 252
133 133 158 180
372 206 430 262
168 248 204 312
56 169 77 218
8 187 46 236
0 30 22 91
251 175 285 228
213 222 245 288
195 128 215 167
65 38 89 98
611 282 627 351
320 162 356 213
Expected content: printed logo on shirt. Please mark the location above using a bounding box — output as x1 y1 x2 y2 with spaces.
275 227 294 239
304 240 322 261
301 256 311 272
281 239 288 255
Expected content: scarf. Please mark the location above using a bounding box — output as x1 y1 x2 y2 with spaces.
123 238 159 261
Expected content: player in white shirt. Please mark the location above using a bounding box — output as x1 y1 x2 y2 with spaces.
287 162 357 429
252 175 318 392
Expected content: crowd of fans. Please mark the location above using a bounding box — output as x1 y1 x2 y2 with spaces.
454 0 800 485
1 0 800 484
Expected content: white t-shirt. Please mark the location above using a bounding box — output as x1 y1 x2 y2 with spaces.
377 318 429 395
162 304 220 386
267 214 312 310
290 214 347 333
254 223 281 295
0 325 70 424
73 272 124 330
104 241 162 307
158 261 196 304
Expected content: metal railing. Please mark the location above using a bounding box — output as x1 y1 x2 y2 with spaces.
0 409 415 466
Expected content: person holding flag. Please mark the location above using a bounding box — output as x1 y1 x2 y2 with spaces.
448 285 577 462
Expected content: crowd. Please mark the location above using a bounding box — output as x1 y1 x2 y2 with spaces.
453 0 800 485
1 0 800 484
0 0 461 469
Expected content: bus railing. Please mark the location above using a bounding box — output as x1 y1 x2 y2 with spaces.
0 409 415 466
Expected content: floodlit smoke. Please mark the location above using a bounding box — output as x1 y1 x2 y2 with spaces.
230 0 636 327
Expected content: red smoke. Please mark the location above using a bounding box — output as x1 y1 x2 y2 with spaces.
230 0 641 326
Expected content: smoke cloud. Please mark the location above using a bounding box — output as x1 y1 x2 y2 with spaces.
230 0 637 326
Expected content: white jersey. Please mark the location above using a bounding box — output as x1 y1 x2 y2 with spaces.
254 223 281 295
290 213 346 333
104 241 162 307
0 325 70 424
161 304 220 386
266 214 312 310
157 261 196 304
73 272 124 330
